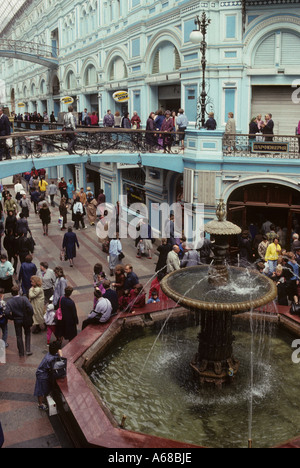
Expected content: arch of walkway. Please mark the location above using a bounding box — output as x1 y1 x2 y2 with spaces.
0 39 58 69
0 152 184 180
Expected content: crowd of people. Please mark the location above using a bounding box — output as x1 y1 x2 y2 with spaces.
249 113 275 141
1 169 299 411
236 220 300 308
14 110 57 125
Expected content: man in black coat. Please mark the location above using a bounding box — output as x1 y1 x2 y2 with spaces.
261 113 274 142
5 286 34 357
0 107 11 161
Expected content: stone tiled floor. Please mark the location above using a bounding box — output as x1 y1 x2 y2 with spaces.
0 183 157 448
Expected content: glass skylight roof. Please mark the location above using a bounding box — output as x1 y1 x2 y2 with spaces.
0 0 28 34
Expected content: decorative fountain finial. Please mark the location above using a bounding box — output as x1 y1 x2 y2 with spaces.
216 199 227 222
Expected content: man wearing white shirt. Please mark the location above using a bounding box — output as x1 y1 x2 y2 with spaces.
82 289 112 329
72 197 87 230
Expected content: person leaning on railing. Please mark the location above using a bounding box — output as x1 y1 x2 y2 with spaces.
224 112 236 152
63 106 77 155
260 114 274 142
176 109 189 150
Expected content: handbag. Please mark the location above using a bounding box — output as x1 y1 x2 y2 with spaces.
118 252 125 261
290 302 300 316
51 356 67 380
55 298 63 322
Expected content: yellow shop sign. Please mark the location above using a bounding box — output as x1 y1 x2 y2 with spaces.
113 91 129 103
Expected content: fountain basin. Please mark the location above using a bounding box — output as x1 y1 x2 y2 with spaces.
88 316 300 448
54 303 300 448
160 266 277 313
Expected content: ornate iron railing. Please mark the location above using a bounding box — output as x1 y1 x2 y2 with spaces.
1 129 299 161
0 128 184 159
222 134 300 159
0 39 55 58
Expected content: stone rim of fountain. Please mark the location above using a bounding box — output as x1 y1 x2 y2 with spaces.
160 265 278 313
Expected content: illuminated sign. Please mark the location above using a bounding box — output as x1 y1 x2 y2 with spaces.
113 91 129 103
61 96 74 105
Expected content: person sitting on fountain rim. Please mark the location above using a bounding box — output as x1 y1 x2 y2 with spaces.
82 289 112 330
265 236 281 275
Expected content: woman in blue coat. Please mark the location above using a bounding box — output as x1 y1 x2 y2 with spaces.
62 227 79 267
34 341 62 411
18 254 37 296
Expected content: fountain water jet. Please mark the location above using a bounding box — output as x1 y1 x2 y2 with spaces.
161 200 277 386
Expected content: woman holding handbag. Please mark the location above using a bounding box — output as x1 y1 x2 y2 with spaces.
52 267 67 309
62 227 80 267
59 197 68 231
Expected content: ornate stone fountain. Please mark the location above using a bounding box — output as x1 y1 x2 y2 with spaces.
161 200 277 386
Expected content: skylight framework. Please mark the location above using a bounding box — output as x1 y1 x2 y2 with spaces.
0 0 31 36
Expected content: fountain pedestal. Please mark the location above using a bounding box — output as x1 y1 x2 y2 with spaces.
161 200 277 387
190 310 240 386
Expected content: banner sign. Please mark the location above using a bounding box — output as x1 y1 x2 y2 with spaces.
113 91 129 103
61 96 74 105
251 141 289 153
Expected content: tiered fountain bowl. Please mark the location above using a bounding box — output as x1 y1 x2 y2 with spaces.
161 200 277 386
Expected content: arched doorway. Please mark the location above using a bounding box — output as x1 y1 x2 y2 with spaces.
227 182 300 249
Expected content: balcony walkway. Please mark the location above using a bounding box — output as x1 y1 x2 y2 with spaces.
0 39 58 68
0 127 299 180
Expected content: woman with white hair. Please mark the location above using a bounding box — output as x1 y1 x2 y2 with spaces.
131 111 141 129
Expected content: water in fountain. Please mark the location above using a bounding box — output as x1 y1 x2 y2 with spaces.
89 313 298 448
90 201 280 445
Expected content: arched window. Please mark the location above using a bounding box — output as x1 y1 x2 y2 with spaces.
109 57 128 81
254 31 300 67
151 41 181 74
84 65 97 86
40 79 47 95
66 71 76 90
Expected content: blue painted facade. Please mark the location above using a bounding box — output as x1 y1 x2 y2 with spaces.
0 0 300 223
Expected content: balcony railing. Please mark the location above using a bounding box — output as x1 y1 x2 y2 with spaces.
0 127 185 159
1 128 299 161
223 134 300 159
